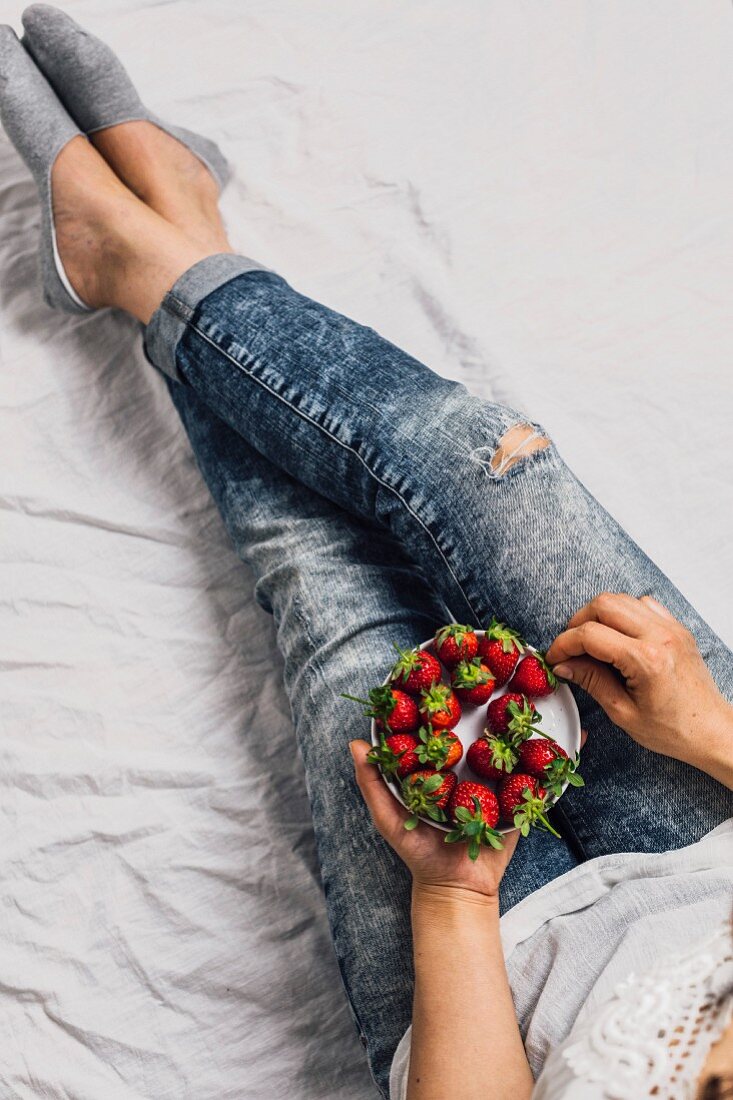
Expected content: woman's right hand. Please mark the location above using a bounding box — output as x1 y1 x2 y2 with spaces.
546 592 733 773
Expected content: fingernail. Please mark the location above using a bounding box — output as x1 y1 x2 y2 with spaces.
348 741 358 761
553 663 573 681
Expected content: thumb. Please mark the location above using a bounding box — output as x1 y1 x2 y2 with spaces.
553 656 632 724
350 739 407 836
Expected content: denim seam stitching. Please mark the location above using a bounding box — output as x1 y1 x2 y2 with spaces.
162 293 195 323
285 598 374 1051
183 321 483 623
200 325 480 455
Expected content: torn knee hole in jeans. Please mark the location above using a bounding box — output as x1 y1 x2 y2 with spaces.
472 423 550 477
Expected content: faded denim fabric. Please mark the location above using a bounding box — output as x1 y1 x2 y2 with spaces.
144 259 733 1097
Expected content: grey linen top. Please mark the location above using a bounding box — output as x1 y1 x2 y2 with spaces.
390 819 733 1100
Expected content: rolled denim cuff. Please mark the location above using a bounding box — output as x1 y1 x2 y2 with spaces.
143 253 268 382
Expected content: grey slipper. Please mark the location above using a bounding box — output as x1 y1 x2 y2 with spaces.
0 24 90 313
21 4 231 192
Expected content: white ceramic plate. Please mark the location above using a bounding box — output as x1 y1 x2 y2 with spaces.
370 633 581 833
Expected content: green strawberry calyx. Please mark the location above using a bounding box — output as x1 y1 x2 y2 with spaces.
486 617 526 655
445 797 505 860
390 643 429 686
342 685 397 723
452 658 494 691
415 725 455 771
401 772 448 830
484 731 519 773
436 623 475 647
542 752 584 798
419 683 453 717
366 734 407 777
505 697 551 742
512 787 561 838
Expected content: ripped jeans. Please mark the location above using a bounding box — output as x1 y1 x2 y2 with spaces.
144 256 733 1097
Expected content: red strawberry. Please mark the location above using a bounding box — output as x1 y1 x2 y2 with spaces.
485 692 542 741
477 618 526 686
446 781 504 859
449 780 500 827
401 768 457 829
390 645 442 695
466 733 518 782
418 684 462 730
367 732 421 780
518 738 567 776
497 774 560 837
415 725 463 771
451 658 496 706
434 623 478 668
344 685 419 733
508 652 557 697
518 739 584 798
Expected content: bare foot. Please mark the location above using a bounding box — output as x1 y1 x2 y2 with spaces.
52 136 216 322
91 122 232 253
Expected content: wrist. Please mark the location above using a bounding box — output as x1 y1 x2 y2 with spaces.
412 880 501 914
684 698 733 783
411 882 502 973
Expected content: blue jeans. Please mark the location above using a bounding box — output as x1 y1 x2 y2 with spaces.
144 254 733 1097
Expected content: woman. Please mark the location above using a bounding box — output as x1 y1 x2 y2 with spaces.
2 8 732 1098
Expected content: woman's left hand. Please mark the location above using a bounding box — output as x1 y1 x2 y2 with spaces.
350 740 518 898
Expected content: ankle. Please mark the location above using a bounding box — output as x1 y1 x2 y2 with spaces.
102 222 217 324
160 189 232 254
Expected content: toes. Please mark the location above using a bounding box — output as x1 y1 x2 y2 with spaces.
0 24 20 60
22 5 69 34
23 4 84 45
0 25 23 84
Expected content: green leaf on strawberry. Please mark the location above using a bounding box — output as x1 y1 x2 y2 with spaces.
401 771 451 830
445 796 505 860
486 617 526 654
415 725 460 771
542 752 584 798
505 698 551 742
366 734 404 777
452 658 493 690
512 787 561 838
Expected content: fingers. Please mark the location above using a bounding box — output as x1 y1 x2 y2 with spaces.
565 592 682 639
350 740 407 836
566 592 651 637
549 593 689 677
552 655 633 725
641 595 676 620
580 728 588 749
547 619 639 677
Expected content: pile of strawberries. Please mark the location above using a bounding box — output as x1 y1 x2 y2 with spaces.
350 621 583 860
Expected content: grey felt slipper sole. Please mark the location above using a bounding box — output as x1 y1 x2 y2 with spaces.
22 4 231 191
0 24 90 313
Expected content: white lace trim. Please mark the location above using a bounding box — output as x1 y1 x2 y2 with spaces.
562 921 733 1099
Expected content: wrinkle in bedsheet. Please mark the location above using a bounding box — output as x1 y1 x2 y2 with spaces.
0 2 732 1098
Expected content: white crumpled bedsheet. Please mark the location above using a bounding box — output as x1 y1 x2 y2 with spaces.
1 1 731 1096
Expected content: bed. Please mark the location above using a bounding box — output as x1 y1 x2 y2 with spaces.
1 1 731 1096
